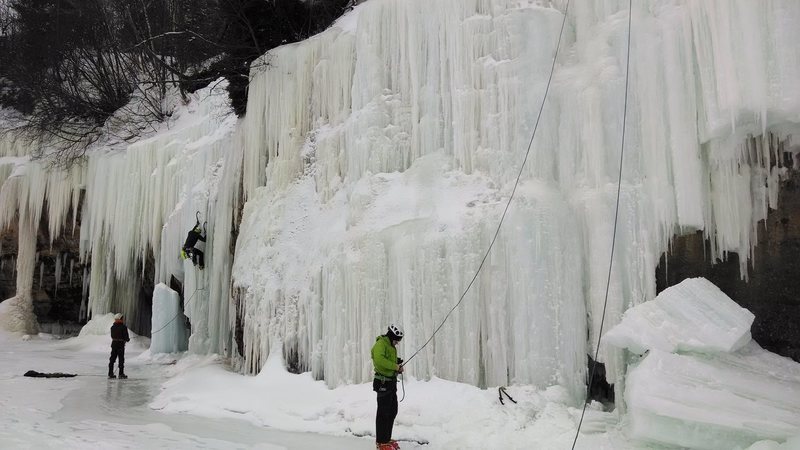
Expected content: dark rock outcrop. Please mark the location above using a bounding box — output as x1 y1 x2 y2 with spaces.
657 172 800 362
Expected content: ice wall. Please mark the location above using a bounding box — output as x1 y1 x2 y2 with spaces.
233 0 800 398
0 153 83 334
0 80 238 345
81 81 238 346
0 0 798 414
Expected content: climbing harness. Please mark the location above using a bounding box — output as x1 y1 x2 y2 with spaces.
401 0 571 370
498 386 517 406
571 1 633 448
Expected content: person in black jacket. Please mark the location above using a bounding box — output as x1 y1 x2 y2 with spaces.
182 223 206 269
109 313 130 379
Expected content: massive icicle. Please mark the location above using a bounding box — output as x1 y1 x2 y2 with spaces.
0 152 83 333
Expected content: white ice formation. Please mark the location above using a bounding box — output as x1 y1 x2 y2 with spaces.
606 278 800 449
604 277 755 355
77 313 118 337
233 0 800 399
150 284 189 354
0 0 796 425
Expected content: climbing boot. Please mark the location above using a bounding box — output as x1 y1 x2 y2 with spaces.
108 373 116 379
377 444 394 450
118 372 128 379
389 440 400 449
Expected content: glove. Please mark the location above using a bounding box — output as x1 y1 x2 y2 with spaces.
397 364 404 374
397 357 403 364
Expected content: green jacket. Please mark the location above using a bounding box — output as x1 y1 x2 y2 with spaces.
371 335 398 379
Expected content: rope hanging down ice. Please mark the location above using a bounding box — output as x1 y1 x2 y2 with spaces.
402 0 571 367
150 285 205 336
571 0 633 448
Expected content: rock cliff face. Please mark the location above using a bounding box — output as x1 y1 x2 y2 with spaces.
657 171 800 362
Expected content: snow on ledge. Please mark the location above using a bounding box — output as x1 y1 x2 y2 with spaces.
605 277 754 355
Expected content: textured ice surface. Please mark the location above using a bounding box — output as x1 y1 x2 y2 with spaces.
625 345 800 449
234 0 800 394
606 277 800 449
150 284 188 354
0 1 799 415
604 277 755 354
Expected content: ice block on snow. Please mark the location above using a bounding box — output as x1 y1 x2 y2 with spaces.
605 277 754 354
625 345 800 449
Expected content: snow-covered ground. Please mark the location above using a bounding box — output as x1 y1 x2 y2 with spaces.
0 331 619 449
0 331 371 449
150 350 626 449
3 309 799 450
0 328 629 449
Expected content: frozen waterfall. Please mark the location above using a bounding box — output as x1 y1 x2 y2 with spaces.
233 0 800 400
0 0 797 419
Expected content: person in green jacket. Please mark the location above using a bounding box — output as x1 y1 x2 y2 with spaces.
371 324 404 450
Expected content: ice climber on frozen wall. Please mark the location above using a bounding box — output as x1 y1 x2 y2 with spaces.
109 313 130 379
371 324 404 450
181 214 207 269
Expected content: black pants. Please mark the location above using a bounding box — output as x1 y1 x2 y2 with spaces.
374 378 398 443
186 247 204 268
109 342 125 374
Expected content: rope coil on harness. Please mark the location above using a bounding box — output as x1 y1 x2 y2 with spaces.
401 0 571 369
571 1 633 448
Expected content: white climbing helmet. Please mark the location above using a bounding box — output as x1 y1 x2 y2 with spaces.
388 324 404 340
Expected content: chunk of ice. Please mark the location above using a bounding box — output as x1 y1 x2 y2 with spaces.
605 277 754 354
626 345 800 449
